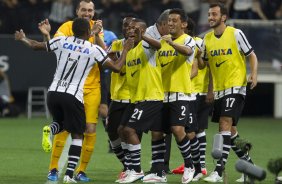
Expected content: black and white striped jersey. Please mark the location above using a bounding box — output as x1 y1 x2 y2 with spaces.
46 36 107 103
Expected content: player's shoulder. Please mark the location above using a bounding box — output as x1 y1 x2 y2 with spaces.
194 36 203 46
60 21 73 29
54 21 73 37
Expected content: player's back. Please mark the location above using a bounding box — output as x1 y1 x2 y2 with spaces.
48 36 106 103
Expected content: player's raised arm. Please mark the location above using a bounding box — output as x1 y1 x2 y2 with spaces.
15 29 46 50
102 38 134 72
38 19 51 41
92 20 106 50
161 34 194 56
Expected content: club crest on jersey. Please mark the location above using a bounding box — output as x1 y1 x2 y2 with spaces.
210 48 232 57
63 43 90 54
158 50 178 57
127 58 141 67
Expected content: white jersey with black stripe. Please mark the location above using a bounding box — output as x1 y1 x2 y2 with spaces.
142 24 161 66
234 29 253 56
47 36 107 103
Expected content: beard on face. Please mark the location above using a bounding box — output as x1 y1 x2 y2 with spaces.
210 19 221 28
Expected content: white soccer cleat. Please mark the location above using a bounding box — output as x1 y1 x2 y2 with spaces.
192 172 204 181
119 170 144 183
115 170 130 183
182 167 195 184
63 175 77 183
236 173 247 182
142 173 167 183
203 171 223 183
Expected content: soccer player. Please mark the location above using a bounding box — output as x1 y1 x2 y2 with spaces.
135 9 174 179
172 17 213 182
15 17 132 183
106 15 137 182
38 0 106 182
199 3 258 183
157 8 197 183
118 18 166 183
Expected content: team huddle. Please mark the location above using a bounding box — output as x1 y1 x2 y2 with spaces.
14 0 258 183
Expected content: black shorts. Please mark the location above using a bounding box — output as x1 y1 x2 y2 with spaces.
196 95 212 130
162 101 190 133
211 94 245 126
125 101 163 133
185 100 198 133
47 91 86 134
107 101 130 133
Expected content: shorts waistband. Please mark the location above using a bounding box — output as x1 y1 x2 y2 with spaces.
112 99 131 103
214 86 246 99
164 92 196 102
193 92 207 96
133 100 161 104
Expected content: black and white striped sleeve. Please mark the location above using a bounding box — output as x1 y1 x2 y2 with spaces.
94 45 108 65
46 36 63 52
184 36 196 51
235 29 254 56
195 38 203 52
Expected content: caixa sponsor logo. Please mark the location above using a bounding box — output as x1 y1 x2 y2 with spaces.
0 55 9 72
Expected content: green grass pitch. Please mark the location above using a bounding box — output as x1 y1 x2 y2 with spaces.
0 117 281 184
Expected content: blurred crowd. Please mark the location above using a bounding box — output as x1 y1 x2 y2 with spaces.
0 0 282 36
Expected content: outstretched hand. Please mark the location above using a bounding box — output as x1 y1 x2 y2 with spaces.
14 29 26 41
38 19 51 36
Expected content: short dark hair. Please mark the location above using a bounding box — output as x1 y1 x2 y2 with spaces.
76 0 93 10
72 18 90 37
131 18 147 29
169 8 187 22
210 2 228 17
121 12 139 19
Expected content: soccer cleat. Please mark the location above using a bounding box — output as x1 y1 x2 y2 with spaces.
142 173 167 183
203 171 223 183
115 170 130 183
182 167 195 184
42 125 52 152
201 167 208 175
172 163 184 174
192 172 204 181
236 174 247 182
119 170 144 183
47 168 58 181
75 171 90 182
63 175 77 183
